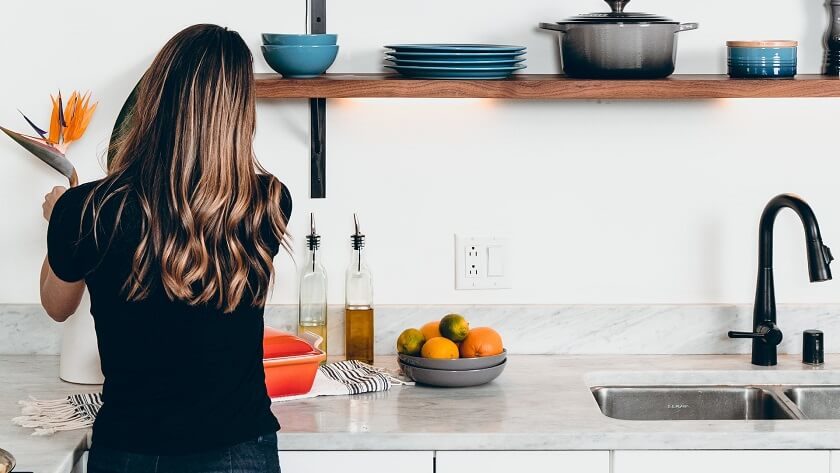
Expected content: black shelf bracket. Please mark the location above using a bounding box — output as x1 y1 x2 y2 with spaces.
310 0 327 198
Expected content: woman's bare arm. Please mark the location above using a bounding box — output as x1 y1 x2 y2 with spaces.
40 255 84 322
40 186 84 322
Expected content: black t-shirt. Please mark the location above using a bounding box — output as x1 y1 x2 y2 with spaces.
47 175 291 455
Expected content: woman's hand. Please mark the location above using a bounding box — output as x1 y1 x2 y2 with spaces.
42 186 67 221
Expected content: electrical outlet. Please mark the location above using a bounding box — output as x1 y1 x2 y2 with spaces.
455 234 512 290
465 244 482 278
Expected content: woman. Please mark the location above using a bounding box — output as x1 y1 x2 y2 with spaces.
40 24 290 473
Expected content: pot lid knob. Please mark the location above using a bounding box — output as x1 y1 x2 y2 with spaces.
604 0 629 13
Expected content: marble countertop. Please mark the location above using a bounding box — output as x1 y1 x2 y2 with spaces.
7 355 840 472
275 354 840 451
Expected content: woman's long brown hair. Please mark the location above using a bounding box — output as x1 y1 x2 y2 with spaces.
89 24 289 313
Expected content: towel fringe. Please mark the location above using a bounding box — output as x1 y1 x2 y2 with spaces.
12 393 102 436
362 362 413 386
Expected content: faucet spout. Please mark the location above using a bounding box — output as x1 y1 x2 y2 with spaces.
729 194 833 366
758 194 833 283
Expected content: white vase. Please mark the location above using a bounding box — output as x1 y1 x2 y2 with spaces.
59 290 104 385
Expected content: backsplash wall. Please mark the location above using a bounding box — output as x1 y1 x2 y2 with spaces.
4 304 840 356
2 0 840 306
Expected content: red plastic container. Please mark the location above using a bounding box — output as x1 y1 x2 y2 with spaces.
262 326 326 398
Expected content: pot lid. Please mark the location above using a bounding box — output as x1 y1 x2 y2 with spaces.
561 0 677 24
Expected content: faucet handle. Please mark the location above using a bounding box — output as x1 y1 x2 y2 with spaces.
824 244 834 265
728 323 783 346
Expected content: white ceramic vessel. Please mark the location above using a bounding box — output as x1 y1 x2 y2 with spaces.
58 290 103 385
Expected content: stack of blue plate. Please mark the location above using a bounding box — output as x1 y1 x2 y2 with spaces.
385 44 527 79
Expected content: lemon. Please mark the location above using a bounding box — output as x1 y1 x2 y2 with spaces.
439 314 470 343
396 328 425 356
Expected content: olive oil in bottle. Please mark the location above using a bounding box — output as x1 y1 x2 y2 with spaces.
298 213 328 359
345 214 374 364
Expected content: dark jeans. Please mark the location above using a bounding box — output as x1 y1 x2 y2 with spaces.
87 433 280 473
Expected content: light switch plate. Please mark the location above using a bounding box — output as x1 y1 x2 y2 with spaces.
454 235 512 290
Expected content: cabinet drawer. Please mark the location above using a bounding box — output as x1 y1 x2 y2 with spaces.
436 451 609 473
279 451 433 473
614 450 829 473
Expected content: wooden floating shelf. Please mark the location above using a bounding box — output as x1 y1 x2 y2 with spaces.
255 73 840 100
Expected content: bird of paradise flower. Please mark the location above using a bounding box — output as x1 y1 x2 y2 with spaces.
1 91 97 187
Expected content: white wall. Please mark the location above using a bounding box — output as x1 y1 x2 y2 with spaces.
1 0 839 305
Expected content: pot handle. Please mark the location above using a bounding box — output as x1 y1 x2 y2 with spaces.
539 22 568 33
677 22 700 32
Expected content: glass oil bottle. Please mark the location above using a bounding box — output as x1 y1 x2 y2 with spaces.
298 213 328 359
345 214 374 364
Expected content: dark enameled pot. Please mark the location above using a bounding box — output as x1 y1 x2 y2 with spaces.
539 0 698 79
540 21 699 79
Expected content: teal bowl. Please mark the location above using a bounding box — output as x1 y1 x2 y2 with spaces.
261 45 339 78
262 33 337 46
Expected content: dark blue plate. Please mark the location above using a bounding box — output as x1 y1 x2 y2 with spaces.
385 44 526 53
387 51 526 61
385 64 525 79
386 57 525 67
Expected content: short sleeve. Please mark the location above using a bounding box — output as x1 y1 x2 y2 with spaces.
47 186 97 282
279 182 292 224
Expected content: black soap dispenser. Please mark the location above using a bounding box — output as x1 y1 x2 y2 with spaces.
803 330 825 365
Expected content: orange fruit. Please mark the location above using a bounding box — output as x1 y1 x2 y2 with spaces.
421 337 460 359
396 329 425 356
439 314 470 342
459 327 504 358
420 321 442 341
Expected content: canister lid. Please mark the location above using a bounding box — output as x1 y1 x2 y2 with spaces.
726 40 798 48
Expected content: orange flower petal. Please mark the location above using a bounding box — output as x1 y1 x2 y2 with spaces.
64 92 78 142
48 95 60 144
72 102 97 141
62 91 97 145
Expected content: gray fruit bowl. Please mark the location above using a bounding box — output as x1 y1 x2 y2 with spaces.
0 448 14 473
399 359 507 388
398 349 507 371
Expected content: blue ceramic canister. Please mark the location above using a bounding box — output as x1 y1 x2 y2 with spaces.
727 40 797 78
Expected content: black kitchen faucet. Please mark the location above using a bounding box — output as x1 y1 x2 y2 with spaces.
728 194 834 366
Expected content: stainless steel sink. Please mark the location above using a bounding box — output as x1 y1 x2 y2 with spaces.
783 386 840 419
591 386 800 421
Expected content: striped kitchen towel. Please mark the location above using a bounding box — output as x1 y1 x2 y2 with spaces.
272 360 413 402
13 392 102 436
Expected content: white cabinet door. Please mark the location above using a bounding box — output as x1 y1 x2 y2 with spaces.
831 451 840 473
279 451 433 473
436 451 609 473
614 450 830 473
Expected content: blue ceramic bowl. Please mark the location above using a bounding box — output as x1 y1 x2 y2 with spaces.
261 45 339 78
726 40 797 78
262 33 337 46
